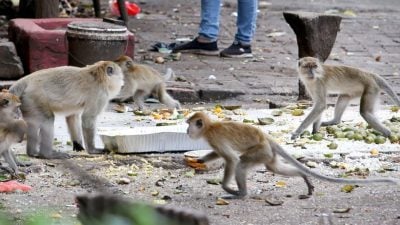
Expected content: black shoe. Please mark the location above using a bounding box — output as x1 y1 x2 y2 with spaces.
172 37 219 56
220 42 253 58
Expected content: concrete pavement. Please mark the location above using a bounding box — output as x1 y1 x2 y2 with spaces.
129 0 400 106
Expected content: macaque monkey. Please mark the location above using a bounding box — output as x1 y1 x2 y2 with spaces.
292 57 400 140
0 90 27 175
114 55 181 110
9 61 124 159
186 112 398 198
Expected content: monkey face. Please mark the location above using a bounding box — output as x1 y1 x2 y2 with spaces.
0 90 21 114
186 115 204 139
96 62 124 97
298 57 323 79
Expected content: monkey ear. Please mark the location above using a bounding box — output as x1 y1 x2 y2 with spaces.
106 66 114 76
195 119 203 128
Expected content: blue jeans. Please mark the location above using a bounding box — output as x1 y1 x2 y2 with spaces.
199 0 258 45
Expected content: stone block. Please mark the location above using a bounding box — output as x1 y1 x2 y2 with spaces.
8 18 135 74
167 87 200 103
197 85 245 101
0 40 24 79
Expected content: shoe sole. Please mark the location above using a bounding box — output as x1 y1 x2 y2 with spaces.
176 49 220 56
220 53 253 58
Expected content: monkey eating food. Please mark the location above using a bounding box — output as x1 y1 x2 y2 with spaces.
0 90 27 175
114 55 181 110
9 61 124 159
186 112 398 198
292 57 400 140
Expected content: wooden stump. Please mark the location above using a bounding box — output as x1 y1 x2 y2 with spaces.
283 11 342 100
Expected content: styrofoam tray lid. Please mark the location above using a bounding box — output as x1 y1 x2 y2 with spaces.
98 125 211 153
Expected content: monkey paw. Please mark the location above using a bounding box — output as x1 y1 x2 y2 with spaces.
37 151 71 159
290 133 299 140
87 148 108 155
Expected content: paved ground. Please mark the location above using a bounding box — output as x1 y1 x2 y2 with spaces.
129 0 400 107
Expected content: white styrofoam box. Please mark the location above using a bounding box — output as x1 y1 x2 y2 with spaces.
98 125 211 153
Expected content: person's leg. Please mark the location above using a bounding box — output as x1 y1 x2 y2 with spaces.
220 0 258 58
173 0 220 55
198 0 221 42
235 0 258 44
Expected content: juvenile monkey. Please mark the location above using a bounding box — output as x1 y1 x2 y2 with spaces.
0 90 27 175
9 61 124 159
292 57 400 140
114 55 181 110
186 112 397 198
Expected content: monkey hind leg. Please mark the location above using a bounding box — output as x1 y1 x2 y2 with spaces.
2 150 18 175
66 114 85 151
360 92 391 137
38 116 70 159
25 120 40 157
321 94 351 127
266 158 314 196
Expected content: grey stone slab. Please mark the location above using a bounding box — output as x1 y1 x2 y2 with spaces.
0 40 24 79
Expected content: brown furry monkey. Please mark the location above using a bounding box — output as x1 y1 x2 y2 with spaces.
186 112 398 198
0 90 27 175
291 57 400 140
114 55 181 110
9 61 124 159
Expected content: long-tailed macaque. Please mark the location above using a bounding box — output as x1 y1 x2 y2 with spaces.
186 112 398 198
292 57 400 140
114 55 181 110
9 61 124 159
0 90 27 175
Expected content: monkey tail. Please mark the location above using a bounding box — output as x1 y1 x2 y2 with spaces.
162 68 175 81
8 80 27 97
373 74 400 106
270 141 398 185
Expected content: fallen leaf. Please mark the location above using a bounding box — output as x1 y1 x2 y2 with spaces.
184 169 195 178
275 181 286 188
271 110 283 116
153 199 167 205
258 117 274 125
206 179 221 185
306 161 318 168
342 9 357 17
341 185 355 193
51 213 62 219
370 148 379 156
265 196 284 206
113 104 127 113
216 198 229 205
117 177 131 185
333 208 351 213
291 109 304 116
